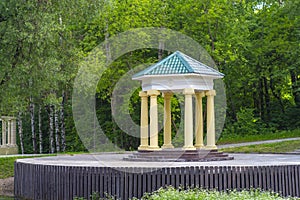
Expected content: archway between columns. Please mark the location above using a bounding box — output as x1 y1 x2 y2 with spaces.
125 51 232 161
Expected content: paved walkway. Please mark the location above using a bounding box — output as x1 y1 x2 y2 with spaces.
0 154 50 158
218 137 300 149
16 153 300 168
1 137 300 158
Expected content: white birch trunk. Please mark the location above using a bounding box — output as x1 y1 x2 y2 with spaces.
49 105 55 154
158 40 164 61
39 105 43 154
60 91 66 152
30 97 37 153
55 105 60 153
18 112 24 154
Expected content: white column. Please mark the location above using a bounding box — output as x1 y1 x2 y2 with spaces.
147 90 161 150
2 119 6 145
138 91 149 151
206 90 217 150
7 119 11 145
194 92 205 149
162 92 174 149
11 118 16 146
183 88 196 150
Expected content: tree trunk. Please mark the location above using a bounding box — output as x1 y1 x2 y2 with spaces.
171 118 178 134
290 70 300 106
259 78 265 119
55 105 60 153
253 82 260 115
30 97 37 153
263 76 271 122
49 105 55 154
39 105 43 154
105 24 111 62
270 76 285 113
18 112 24 154
208 24 215 51
158 39 164 60
60 91 66 152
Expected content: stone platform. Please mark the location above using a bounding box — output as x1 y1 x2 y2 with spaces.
124 149 233 162
0 146 18 155
14 153 300 200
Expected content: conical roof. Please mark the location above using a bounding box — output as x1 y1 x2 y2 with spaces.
132 51 224 79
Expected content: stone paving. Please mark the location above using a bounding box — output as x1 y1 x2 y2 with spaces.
2 137 299 158
16 152 300 168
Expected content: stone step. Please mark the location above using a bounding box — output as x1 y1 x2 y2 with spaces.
126 156 230 161
123 156 234 162
124 149 233 162
130 153 225 158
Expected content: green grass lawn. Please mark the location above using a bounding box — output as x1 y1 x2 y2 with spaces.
217 129 300 145
0 155 54 179
221 140 300 153
0 156 29 179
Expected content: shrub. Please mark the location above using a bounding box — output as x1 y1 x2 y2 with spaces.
136 187 296 200
222 108 275 137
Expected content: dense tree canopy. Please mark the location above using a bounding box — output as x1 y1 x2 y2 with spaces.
0 0 299 153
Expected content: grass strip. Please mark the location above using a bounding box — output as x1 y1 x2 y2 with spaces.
221 140 300 153
0 155 54 179
217 129 300 145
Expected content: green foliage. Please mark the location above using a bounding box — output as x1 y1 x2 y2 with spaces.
222 108 275 137
235 108 260 135
74 187 295 200
74 192 114 200
137 187 294 200
0 0 299 153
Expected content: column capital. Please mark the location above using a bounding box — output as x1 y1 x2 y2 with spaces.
147 90 160 96
162 92 173 98
205 90 216 96
183 88 195 95
195 91 205 98
139 91 148 97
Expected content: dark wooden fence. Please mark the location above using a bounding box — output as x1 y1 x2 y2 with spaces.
14 162 300 200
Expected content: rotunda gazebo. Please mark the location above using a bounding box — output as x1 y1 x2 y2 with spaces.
125 51 232 161
0 116 18 155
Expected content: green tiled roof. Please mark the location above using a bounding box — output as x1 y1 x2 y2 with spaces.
132 51 224 79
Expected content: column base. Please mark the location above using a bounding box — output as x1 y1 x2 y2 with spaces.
6 144 17 147
0 145 18 155
147 146 161 151
182 146 196 150
138 145 149 151
205 145 218 150
161 144 174 149
194 144 205 149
